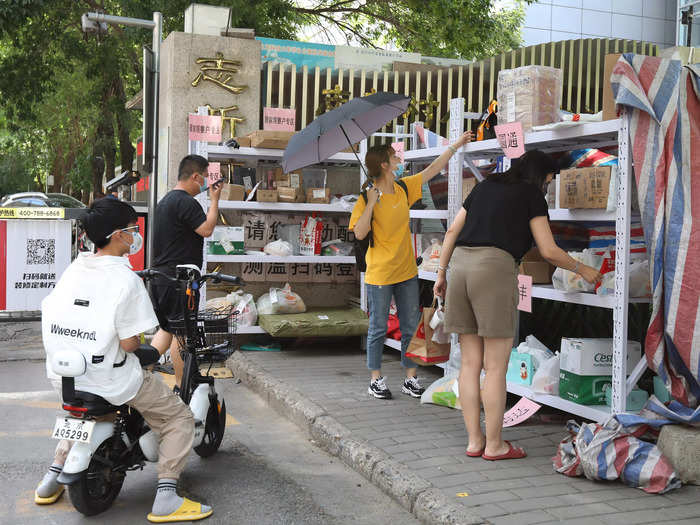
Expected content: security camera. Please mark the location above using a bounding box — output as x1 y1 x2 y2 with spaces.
81 13 108 34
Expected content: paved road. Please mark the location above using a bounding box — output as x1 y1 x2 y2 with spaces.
0 360 420 525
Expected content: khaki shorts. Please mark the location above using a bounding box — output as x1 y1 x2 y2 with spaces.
444 246 519 338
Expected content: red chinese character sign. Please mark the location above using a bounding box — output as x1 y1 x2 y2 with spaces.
207 162 221 185
263 107 296 132
391 141 405 162
494 122 525 159
188 114 222 142
517 274 532 313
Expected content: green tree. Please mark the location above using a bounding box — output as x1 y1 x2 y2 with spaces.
0 0 530 199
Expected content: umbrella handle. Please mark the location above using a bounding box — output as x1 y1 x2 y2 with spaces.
339 124 369 181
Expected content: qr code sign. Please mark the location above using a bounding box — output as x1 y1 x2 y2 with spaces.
26 239 55 265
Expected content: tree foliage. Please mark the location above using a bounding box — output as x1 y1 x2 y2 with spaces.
0 0 529 199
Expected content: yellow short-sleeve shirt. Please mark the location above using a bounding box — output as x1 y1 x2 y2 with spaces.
349 174 424 285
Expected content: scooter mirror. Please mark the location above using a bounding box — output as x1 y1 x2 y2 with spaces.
50 350 87 377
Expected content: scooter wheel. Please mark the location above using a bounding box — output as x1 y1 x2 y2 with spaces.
68 437 125 516
194 398 226 458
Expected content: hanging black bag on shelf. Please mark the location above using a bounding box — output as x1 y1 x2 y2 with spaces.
353 179 408 272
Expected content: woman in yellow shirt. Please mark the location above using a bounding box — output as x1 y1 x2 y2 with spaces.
350 131 472 399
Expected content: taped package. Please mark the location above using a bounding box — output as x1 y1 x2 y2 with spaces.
498 65 563 132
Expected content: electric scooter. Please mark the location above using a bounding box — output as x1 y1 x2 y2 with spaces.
49 265 241 516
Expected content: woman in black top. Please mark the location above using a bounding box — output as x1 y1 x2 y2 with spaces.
433 150 601 461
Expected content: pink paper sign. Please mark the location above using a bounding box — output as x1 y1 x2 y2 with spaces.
517 274 533 313
494 121 525 159
263 107 296 131
207 162 221 185
391 141 405 162
503 397 542 427
188 114 222 142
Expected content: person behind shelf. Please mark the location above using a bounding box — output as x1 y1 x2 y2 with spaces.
350 131 473 400
150 154 222 391
433 149 602 461
36 197 213 522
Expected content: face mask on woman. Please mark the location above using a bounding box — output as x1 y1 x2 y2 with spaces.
393 163 405 178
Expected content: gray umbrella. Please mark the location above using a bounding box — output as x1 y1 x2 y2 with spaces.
282 92 410 174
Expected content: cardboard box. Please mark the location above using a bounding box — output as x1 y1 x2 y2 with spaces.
559 338 642 405
462 177 477 200
519 247 554 284
274 169 303 189
278 186 305 203
250 130 295 149
602 53 622 121
207 226 244 255
220 183 245 201
520 262 554 284
559 166 611 209
235 135 252 147
497 65 563 132
306 188 331 204
256 189 278 202
288 171 303 189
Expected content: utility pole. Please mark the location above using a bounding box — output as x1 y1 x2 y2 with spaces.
82 11 162 268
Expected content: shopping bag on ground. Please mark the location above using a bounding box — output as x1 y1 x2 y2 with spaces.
406 298 450 365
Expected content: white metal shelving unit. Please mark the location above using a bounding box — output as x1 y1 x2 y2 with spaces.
199 140 370 336
430 97 648 422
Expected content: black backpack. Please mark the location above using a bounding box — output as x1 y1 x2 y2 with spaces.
354 179 408 272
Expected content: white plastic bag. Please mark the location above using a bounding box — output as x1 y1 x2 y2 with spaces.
552 249 604 293
418 239 442 272
516 335 554 370
205 296 233 309
531 354 560 394
256 283 306 314
420 372 461 409
264 239 293 257
229 292 257 327
430 298 450 344
597 259 651 298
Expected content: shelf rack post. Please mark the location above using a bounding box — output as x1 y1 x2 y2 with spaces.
611 110 633 415
448 98 465 226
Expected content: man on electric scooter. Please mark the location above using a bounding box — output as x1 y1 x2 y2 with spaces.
36 197 213 523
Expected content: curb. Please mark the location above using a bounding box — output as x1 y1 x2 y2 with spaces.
226 351 487 525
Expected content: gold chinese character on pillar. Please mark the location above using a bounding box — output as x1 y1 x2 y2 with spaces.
191 52 248 94
204 104 245 138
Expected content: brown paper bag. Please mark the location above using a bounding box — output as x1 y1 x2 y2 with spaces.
405 300 450 365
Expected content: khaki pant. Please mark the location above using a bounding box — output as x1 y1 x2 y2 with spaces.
55 369 194 479
444 246 519 338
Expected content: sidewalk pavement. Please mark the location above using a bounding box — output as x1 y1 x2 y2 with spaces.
228 344 700 525
0 321 44 361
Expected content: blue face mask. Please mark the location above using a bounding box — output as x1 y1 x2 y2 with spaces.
197 174 208 193
393 163 405 178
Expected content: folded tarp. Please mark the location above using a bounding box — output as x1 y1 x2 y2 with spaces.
258 307 368 337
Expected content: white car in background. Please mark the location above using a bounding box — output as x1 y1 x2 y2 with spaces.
0 192 86 208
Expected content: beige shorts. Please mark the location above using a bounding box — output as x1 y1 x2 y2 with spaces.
444 246 519 338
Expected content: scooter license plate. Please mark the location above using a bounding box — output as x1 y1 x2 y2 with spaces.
52 417 95 443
